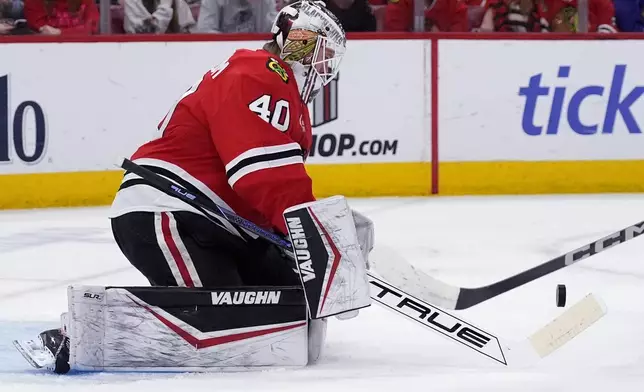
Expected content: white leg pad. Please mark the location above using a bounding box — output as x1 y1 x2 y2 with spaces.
67 285 309 372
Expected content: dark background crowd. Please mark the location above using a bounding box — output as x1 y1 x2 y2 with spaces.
0 0 642 36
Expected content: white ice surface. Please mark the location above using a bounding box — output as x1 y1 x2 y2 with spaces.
1 194 644 391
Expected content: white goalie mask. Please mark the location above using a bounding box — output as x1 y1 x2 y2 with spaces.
271 0 346 103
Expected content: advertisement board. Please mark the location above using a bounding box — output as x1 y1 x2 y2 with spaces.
439 40 644 162
1 35 643 209
438 39 644 195
0 38 432 207
0 41 257 174
306 39 430 164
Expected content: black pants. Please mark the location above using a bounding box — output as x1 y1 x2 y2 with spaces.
111 211 300 288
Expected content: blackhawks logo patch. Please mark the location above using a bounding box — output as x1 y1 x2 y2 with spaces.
266 58 289 84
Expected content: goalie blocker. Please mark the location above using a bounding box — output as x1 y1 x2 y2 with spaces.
284 196 372 319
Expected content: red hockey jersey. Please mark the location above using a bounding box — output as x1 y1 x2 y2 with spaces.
542 0 617 32
110 49 315 236
484 0 549 32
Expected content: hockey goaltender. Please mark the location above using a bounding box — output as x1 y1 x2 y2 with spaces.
14 0 375 374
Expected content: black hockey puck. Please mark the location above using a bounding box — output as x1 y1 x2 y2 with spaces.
556 284 567 307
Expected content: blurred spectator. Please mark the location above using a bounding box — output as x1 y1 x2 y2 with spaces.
367 0 387 30
324 0 377 31
613 0 644 31
276 0 289 11
196 0 275 33
1 0 34 34
478 0 549 31
373 0 469 32
463 0 486 29
540 0 617 32
124 0 195 33
24 0 98 34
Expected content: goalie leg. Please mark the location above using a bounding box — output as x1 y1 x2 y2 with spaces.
111 211 301 288
16 211 310 373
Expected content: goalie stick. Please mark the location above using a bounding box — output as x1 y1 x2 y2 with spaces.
371 220 644 310
369 274 606 366
119 158 606 366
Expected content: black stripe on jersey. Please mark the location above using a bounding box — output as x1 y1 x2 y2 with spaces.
226 149 303 180
119 179 148 191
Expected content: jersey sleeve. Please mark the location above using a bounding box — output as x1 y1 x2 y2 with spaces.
204 69 315 235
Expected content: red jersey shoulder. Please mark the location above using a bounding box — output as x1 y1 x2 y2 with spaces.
224 50 295 89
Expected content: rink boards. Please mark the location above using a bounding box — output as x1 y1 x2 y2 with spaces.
0 36 642 208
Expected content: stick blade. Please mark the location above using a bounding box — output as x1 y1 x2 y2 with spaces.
368 273 508 366
528 293 607 358
370 245 461 310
